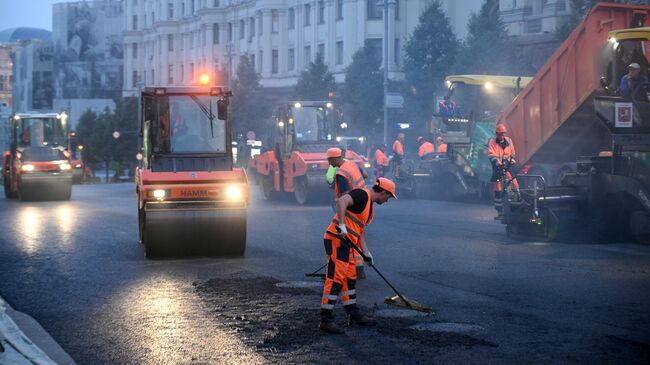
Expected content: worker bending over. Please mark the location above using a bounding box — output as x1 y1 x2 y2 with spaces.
488 123 519 219
392 133 405 178
320 178 397 334
374 145 389 178
436 136 447 154
417 137 435 159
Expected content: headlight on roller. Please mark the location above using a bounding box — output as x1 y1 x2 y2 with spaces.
364 162 371 168
152 189 166 200
21 164 34 172
75 164 82 168
59 163 72 171
225 185 243 200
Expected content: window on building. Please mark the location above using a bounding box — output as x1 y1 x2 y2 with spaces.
168 34 174 52
318 1 325 24
151 11 155 23
249 17 255 40
304 45 311 67
288 48 295 70
132 71 138 88
257 13 263 35
272 10 279 33
190 32 194 48
168 2 174 19
394 38 400 66
394 0 400 19
228 22 233 41
337 0 344 20
288 7 295 29
144 13 147 26
258 51 263 72
272 49 279 74
133 0 138 5
250 54 255 69
317 43 325 58
304 4 311 26
336 41 343 65
202 27 206 45
133 15 138 30
180 34 184 50
182 2 185 16
239 20 245 39
191 0 195 13
132 43 138 58
213 24 219 44
367 0 381 20
190 63 194 80
168 64 174 84
151 69 155 84
213 0 220 6
180 64 184 82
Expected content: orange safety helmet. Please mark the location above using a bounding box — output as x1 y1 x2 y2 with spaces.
326 147 342 158
375 177 397 199
495 124 508 134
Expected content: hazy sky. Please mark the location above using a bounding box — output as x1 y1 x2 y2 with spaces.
0 0 74 31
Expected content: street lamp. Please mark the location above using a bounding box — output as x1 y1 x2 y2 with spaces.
379 0 397 145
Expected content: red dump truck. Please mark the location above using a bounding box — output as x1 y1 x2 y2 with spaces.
497 2 650 185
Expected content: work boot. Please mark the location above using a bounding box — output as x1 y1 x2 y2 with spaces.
494 212 504 220
345 305 377 326
319 310 344 334
356 265 366 279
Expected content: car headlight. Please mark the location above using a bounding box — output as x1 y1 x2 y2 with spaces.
75 164 82 168
59 163 72 171
225 185 243 200
21 164 34 172
364 162 371 168
152 189 166 200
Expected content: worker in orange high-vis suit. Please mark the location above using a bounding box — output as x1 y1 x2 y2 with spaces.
436 136 448 154
488 124 519 219
373 145 389 178
320 178 397 334
417 137 435 159
326 147 368 278
392 133 405 178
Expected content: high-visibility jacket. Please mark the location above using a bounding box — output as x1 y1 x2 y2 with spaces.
488 137 515 164
418 142 435 158
374 149 389 166
392 140 404 157
437 143 448 154
325 187 374 245
334 160 365 197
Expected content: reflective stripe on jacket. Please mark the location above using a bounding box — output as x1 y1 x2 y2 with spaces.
335 160 365 197
488 137 515 163
324 187 374 245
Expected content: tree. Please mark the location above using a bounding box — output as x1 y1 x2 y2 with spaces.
455 0 513 75
294 53 336 100
556 0 647 40
340 41 384 136
403 0 459 124
230 55 270 137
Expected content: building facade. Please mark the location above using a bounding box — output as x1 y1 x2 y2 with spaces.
12 40 55 112
52 0 124 127
499 0 570 36
0 46 12 110
122 0 455 96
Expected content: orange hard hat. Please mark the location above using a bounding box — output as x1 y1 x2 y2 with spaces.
326 147 342 158
495 124 508 134
375 177 397 199
417 136 424 142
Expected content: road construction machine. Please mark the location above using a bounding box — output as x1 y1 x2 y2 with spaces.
254 101 366 204
502 24 650 243
2 112 73 201
135 86 248 257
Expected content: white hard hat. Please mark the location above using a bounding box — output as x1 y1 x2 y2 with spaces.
629 63 641 69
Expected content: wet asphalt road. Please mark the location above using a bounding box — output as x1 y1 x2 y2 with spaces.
0 183 650 364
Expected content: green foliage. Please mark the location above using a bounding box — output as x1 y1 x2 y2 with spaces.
403 0 459 123
230 55 271 136
294 53 336 100
455 0 513 75
340 41 384 135
556 0 647 41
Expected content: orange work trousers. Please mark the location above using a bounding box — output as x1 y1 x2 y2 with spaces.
321 236 357 310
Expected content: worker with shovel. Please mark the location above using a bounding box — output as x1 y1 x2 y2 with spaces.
320 178 397 334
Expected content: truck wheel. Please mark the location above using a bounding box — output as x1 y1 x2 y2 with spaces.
294 177 309 205
630 210 650 244
58 182 72 201
261 175 276 200
138 206 146 245
3 176 15 199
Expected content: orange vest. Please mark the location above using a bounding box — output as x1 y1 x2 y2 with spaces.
335 160 365 197
488 137 515 162
324 187 374 245
374 149 389 166
392 140 404 156
437 143 448 153
418 142 435 157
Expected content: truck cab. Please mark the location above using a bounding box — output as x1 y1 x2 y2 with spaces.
2 112 72 200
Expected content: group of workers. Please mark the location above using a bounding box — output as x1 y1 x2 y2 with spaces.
371 133 448 179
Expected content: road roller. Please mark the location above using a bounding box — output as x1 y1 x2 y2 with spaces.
135 85 248 257
255 101 367 204
3 112 73 201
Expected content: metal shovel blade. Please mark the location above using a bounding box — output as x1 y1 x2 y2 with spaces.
384 295 434 314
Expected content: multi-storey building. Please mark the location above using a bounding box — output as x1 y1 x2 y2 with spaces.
123 0 481 96
499 0 570 36
0 46 12 110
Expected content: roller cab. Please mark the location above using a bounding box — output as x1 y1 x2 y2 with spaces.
135 86 248 257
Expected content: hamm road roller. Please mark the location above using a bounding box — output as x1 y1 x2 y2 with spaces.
135 86 248 257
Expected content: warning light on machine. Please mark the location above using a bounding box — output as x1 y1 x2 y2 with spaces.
199 73 210 85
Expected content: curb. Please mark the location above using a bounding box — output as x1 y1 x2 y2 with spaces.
1 297 74 365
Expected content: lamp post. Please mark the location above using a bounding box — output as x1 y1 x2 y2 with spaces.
380 0 397 145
